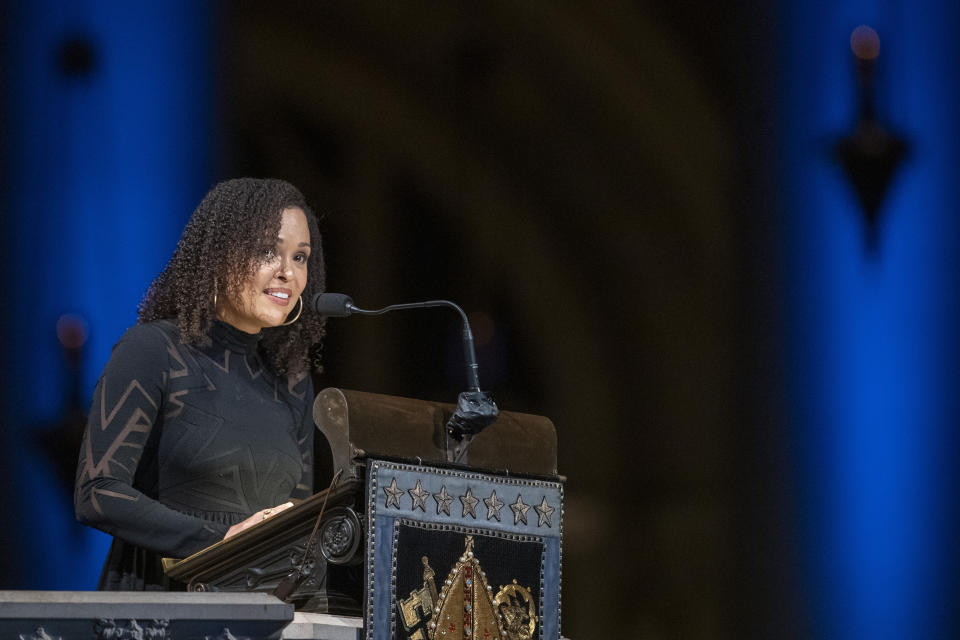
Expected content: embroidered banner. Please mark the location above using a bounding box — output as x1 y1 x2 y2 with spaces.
365 459 563 640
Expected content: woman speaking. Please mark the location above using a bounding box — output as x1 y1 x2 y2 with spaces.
75 178 327 590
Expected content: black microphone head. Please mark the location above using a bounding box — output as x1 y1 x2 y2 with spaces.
312 292 354 317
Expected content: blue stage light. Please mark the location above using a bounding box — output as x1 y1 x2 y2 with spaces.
781 2 960 636
1 0 213 588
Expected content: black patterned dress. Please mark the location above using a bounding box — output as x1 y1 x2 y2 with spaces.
74 320 315 590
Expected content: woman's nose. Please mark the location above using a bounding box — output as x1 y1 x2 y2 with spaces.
276 257 293 279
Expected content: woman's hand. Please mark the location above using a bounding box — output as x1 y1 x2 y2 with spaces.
223 501 294 540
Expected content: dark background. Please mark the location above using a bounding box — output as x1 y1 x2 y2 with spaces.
2 2 958 638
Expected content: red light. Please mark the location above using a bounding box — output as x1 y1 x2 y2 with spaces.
851 25 880 61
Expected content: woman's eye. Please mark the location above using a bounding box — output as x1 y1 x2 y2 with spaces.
294 252 308 263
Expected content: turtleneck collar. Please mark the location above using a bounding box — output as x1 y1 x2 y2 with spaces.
210 320 263 354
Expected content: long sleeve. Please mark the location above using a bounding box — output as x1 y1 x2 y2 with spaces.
74 324 229 558
290 375 315 500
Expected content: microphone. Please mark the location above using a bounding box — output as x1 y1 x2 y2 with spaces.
312 292 499 456
312 293 356 318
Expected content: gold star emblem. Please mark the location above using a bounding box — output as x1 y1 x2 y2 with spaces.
383 477 404 509
535 496 555 527
433 484 454 516
484 490 504 521
408 479 429 512
510 494 531 526
460 488 479 518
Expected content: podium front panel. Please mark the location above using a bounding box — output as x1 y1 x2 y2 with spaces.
365 459 563 640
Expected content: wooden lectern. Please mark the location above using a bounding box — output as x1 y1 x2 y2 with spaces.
165 388 563 638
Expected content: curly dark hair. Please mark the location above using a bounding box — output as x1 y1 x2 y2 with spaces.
138 178 325 377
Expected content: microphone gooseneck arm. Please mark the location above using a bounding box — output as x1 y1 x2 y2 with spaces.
313 293 481 392
352 300 480 393
313 292 499 462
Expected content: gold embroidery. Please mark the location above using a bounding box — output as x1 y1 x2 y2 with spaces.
494 580 538 640
398 556 439 640
398 535 538 640
429 536 505 639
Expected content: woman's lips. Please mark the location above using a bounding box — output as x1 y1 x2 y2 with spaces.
264 289 292 306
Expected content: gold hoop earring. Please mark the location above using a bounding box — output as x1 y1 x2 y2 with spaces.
281 295 304 326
